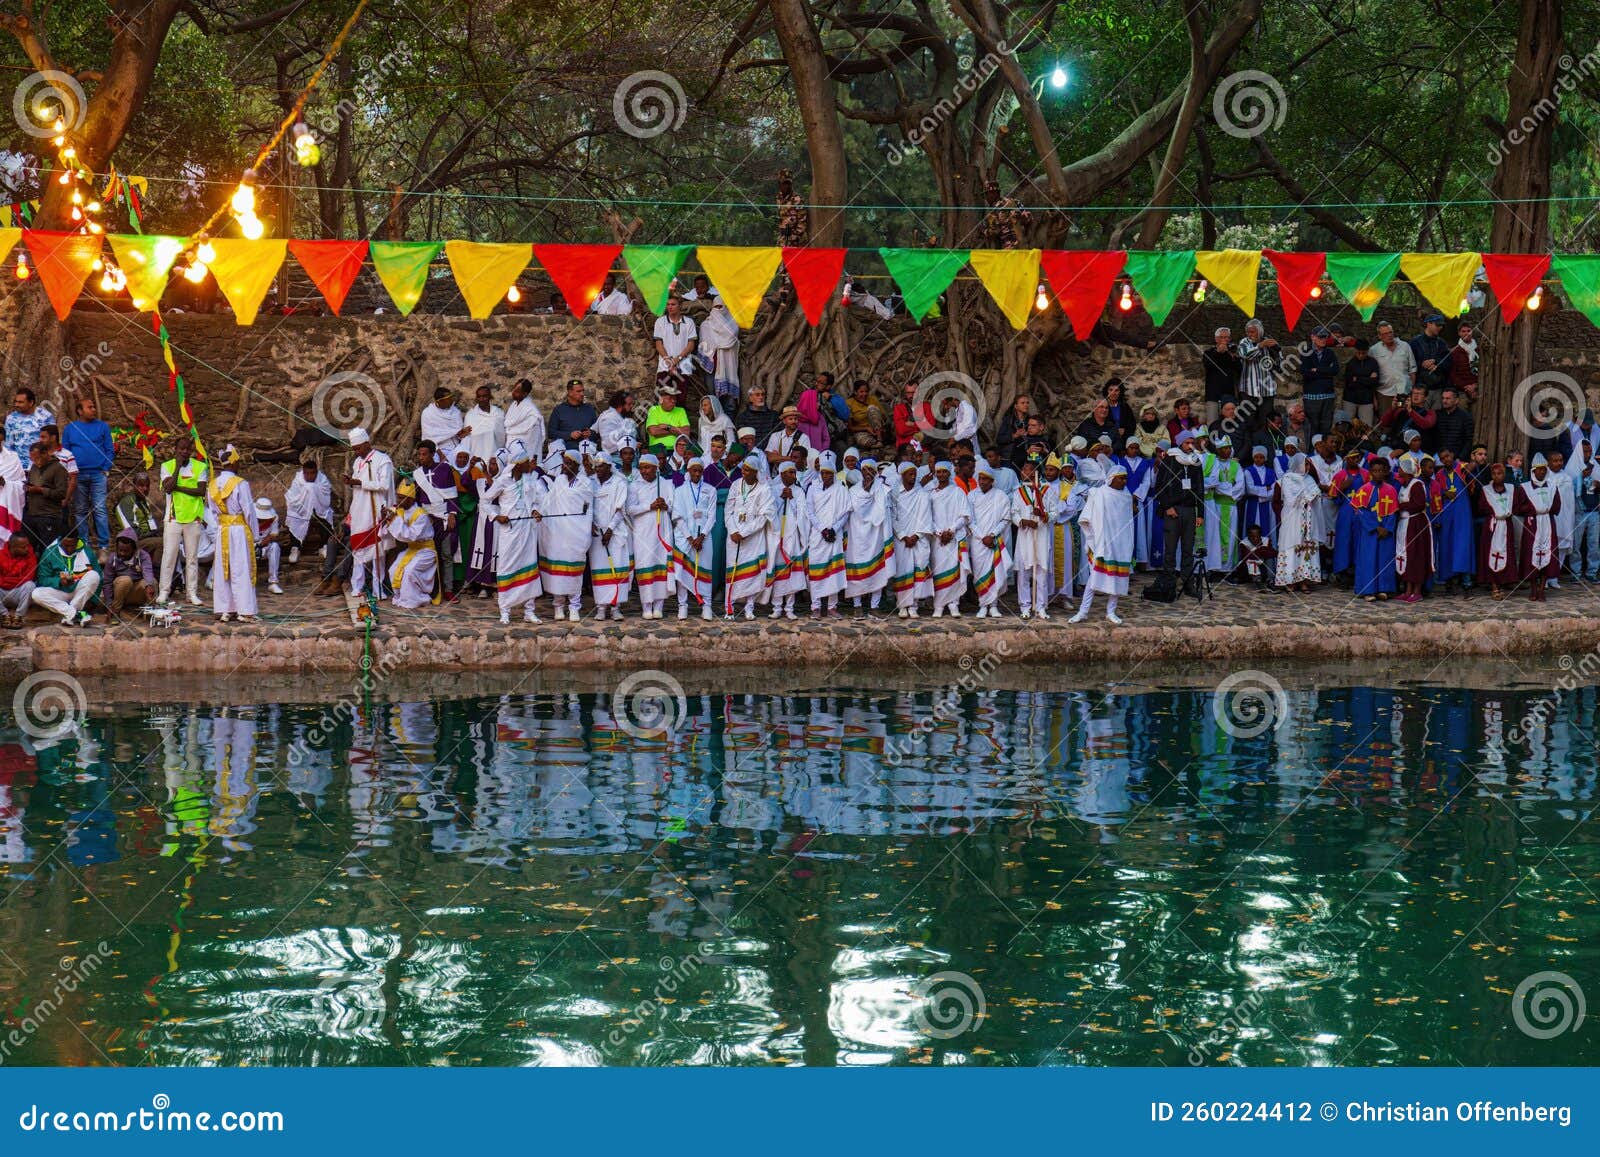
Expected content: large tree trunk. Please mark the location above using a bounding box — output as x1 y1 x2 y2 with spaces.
1477 0 1562 460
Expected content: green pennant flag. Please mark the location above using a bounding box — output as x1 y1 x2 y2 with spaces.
1552 254 1600 327
879 248 970 322
370 241 443 316
1325 252 1402 321
623 244 695 314
1125 250 1196 324
107 234 185 312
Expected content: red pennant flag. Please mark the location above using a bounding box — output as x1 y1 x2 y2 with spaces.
23 230 103 320
532 243 622 319
1264 250 1327 331
782 247 847 325
1039 250 1127 341
1482 253 1550 324
289 239 369 315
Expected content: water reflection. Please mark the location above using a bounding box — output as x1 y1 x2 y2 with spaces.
1 682 1597 1067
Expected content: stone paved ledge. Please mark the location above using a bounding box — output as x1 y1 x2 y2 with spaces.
13 565 1600 677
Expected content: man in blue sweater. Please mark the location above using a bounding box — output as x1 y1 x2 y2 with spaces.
62 396 114 554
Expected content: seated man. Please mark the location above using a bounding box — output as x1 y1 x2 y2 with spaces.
1228 524 1277 588
0 534 36 628
103 527 156 617
31 530 100 627
846 379 887 451
113 472 164 563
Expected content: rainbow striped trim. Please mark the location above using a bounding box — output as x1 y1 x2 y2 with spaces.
889 571 916 593
1092 556 1133 578
591 565 631 588
673 552 712 585
974 565 1000 597
634 562 670 587
932 564 963 592
728 553 768 583
539 556 586 579
807 552 845 582
497 563 540 592
847 551 889 581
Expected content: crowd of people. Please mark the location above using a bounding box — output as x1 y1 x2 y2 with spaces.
0 300 1595 630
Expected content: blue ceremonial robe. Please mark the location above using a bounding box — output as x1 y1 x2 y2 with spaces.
1353 482 1399 596
1430 468 1476 583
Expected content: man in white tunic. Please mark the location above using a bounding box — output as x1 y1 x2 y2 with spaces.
346 427 396 601
254 496 283 594
804 451 849 617
766 459 810 618
928 461 971 617
420 388 466 457
539 447 592 621
627 453 674 618
724 456 773 619
1071 464 1136 625
845 460 893 612
462 385 506 463
485 441 543 624
285 460 334 565
588 452 632 620
968 462 1011 617
503 378 546 464
889 460 933 617
672 456 717 619
207 445 259 622
386 480 439 609
1011 457 1055 619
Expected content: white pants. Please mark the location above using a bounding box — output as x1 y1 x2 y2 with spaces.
1017 565 1049 612
1 582 34 613
261 540 281 584
1076 585 1119 618
159 518 202 600
32 572 100 619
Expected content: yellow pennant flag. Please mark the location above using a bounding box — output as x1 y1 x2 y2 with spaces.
0 227 19 267
969 249 1041 330
445 240 531 320
695 246 782 327
1400 252 1481 317
1195 249 1262 318
207 238 287 326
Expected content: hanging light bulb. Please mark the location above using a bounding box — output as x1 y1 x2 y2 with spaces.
506 284 522 304
841 279 853 307
1049 65 1068 89
231 170 257 216
92 258 104 272
86 201 101 213
292 122 321 168
182 260 208 284
1035 283 1049 312
1458 297 1470 315
86 221 103 235
108 267 126 291
239 212 266 240
57 170 70 185
61 146 76 161
1193 278 1208 304
69 206 82 222
1309 283 1323 299
196 240 216 266
70 189 83 205
99 270 115 292
1527 285 1543 312
15 254 30 280
1118 281 1134 312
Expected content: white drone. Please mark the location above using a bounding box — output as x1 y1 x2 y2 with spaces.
143 604 183 628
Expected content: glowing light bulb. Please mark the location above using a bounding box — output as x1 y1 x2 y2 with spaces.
1035 283 1049 311
1049 65 1068 89
86 201 101 213
1527 286 1543 312
1118 282 1134 312
196 241 216 265
57 171 70 185
99 271 115 292
183 261 208 284
231 181 256 216
15 256 30 280
239 213 265 240
86 221 103 234
52 117 65 133
61 146 75 161
69 206 82 222
506 284 522 303
1309 284 1323 299
92 258 104 271
841 280 852 306
109 267 126 291
1193 278 1208 304
1458 297 1470 315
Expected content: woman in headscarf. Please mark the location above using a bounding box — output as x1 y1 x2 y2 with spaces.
1274 454 1323 592
665 434 695 484
795 385 832 457
699 395 736 453
1133 405 1165 457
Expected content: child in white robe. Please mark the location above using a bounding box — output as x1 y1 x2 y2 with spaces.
588 453 632 620
804 451 849 616
671 456 717 619
485 443 544 624
723 457 773 619
889 460 932 617
927 462 971 617
845 460 893 612
1011 458 1055 619
627 454 675 619
967 462 1012 617
766 460 810 618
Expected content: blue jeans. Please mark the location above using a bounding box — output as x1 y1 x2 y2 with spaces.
1576 509 1600 579
73 470 110 551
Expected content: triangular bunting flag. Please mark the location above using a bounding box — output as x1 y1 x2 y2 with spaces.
1040 250 1127 340
1400 252 1481 318
623 245 695 314
1195 249 1262 318
23 230 103 320
879 248 969 322
1124 250 1195 325
782 247 847 325
969 248 1042 331
107 234 185 311
1264 250 1326 330
208 238 287 326
1552 255 1600 327
445 240 531 320
1482 253 1551 324
532 243 622 319
1325 252 1401 321
290 239 369 316
696 246 782 328
369 241 442 316
0 226 19 269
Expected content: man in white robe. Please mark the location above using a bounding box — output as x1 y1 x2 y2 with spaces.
968 462 1011 617
462 385 506 463
420 389 466 457
485 441 543 624
346 427 395 602
627 454 675 618
538 447 591 620
889 460 932 617
588 452 632 620
1547 450 1577 586
672 456 717 619
1011 458 1055 619
724 457 773 619
766 460 809 617
928 461 971 617
1202 436 1245 574
207 445 258 622
845 460 892 611
1070 464 1136 625
285 461 334 565
503 378 546 464
386 480 439 609
804 451 849 616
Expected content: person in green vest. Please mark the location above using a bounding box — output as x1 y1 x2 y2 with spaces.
157 442 209 605
645 382 691 458
1202 435 1245 575
32 529 100 626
